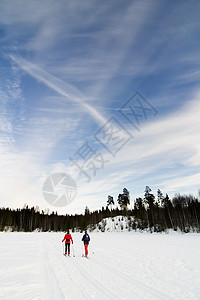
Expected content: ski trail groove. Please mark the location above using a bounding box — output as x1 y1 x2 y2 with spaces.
40 238 65 299
69 258 122 300
91 256 174 300
62 255 95 299
45 234 170 300
45 235 94 299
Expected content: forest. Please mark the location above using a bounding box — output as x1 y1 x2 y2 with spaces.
0 186 200 233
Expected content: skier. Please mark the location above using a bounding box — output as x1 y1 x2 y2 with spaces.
82 230 90 257
62 230 73 256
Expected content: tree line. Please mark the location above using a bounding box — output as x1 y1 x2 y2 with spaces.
0 186 200 233
108 186 200 232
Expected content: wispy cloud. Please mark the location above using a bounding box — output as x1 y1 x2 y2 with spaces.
10 54 107 127
0 0 200 213
69 91 200 208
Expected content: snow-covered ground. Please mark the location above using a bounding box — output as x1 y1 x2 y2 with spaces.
0 231 200 300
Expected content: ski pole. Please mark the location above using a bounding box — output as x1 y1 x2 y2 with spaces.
62 242 65 255
72 243 75 257
82 243 85 257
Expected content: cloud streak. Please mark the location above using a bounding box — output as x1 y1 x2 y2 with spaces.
10 55 107 127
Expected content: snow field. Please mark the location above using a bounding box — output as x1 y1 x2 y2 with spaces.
0 231 200 300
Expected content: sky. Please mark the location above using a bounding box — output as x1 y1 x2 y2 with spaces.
0 0 200 214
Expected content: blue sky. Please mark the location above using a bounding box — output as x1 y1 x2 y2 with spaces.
0 0 200 214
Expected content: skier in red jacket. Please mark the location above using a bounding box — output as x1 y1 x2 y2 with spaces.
62 230 73 256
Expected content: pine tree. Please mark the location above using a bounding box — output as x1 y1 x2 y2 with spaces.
144 186 156 231
107 195 114 207
117 188 130 210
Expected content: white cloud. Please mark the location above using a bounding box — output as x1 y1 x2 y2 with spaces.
67 91 200 207
0 150 43 209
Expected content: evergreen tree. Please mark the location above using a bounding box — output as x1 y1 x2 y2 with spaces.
157 189 164 206
144 186 156 231
117 188 130 210
107 195 114 207
161 194 174 230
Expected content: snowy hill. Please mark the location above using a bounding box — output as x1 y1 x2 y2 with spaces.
94 216 135 232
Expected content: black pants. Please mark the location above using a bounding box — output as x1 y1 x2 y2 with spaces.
65 243 70 254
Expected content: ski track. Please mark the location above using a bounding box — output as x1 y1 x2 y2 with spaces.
143 254 200 298
90 256 173 300
69 258 121 300
0 232 200 300
89 232 200 300
91 254 194 300
44 235 122 300
44 237 93 300
62 256 93 300
40 238 65 299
